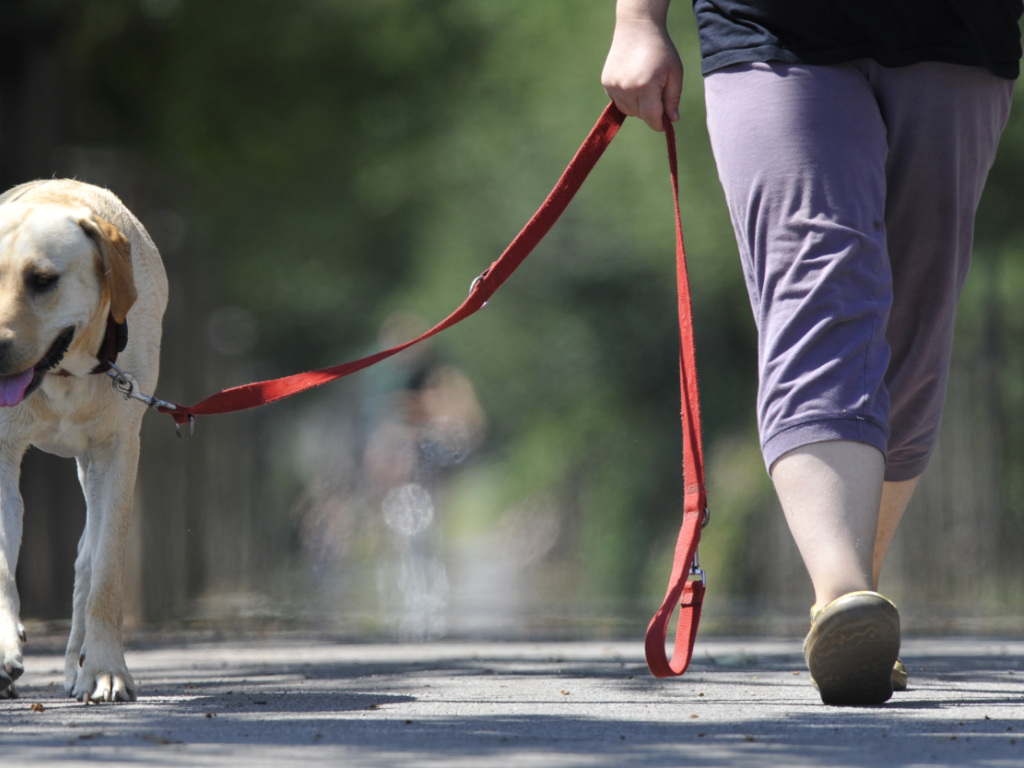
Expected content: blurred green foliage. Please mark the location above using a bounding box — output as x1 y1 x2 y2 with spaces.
47 0 1024 624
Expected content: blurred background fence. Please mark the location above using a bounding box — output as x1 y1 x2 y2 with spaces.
5 0 1023 640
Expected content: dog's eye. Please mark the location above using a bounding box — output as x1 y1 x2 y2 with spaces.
27 271 60 294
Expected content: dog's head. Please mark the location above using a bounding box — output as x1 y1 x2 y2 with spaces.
0 203 136 406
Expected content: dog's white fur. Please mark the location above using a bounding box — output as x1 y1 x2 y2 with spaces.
0 180 167 702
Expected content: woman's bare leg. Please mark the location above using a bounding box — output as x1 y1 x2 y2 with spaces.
770 440 884 608
873 477 919 589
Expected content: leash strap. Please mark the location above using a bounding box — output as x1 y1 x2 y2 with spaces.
157 104 708 676
644 116 708 678
158 103 627 426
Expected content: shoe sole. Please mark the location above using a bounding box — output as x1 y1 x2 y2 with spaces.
804 592 900 706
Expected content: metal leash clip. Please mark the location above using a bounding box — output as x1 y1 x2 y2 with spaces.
173 414 196 440
105 362 195 439
688 548 707 587
688 507 711 586
469 272 490 308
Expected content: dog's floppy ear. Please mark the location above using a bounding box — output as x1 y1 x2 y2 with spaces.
79 215 137 324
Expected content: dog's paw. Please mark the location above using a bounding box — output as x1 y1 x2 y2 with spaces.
70 649 137 703
73 671 136 703
1 646 25 697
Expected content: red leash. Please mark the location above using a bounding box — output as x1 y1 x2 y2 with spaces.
644 113 708 678
157 104 626 430
155 103 708 677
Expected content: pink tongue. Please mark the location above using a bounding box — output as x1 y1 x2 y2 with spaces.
0 369 34 407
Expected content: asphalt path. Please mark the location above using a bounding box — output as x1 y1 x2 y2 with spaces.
1 634 1021 766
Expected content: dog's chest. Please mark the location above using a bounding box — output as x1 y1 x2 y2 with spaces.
29 419 94 458
8 378 119 458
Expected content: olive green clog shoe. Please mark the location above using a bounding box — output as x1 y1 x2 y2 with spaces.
804 591 901 706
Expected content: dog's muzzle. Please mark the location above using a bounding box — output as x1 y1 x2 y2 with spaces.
0 326 75 407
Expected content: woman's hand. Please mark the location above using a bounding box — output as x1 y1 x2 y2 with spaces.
601 3 683 132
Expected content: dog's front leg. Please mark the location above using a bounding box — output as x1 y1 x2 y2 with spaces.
69 435 140 703
0 447 27 698
64 515 91 696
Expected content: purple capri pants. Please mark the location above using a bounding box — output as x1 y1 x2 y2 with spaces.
704 60 1014 481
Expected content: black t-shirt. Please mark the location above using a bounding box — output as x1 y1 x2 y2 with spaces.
693 0 1023 78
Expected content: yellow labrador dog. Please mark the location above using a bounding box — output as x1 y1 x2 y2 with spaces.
0 180 167 702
